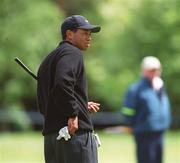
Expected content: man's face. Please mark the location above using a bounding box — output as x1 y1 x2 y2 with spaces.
67 29 92 51
143 69 161 80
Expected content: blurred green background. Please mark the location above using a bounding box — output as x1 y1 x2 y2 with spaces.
1 0 180 128
0 0 180 162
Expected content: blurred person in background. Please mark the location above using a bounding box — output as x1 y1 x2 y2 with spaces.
37 15 101 163
121 56 171 163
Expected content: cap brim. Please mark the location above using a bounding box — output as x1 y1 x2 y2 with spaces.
78 25 101 33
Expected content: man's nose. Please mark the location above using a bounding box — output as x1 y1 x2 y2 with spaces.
87 35 91 41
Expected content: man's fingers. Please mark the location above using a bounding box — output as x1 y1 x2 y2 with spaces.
92 105 100 111
88 102 100 106
68 117 78 135
93 102 100 106
88 104 100 113
88 101 100 113
68 124 78 135
89 105 97 113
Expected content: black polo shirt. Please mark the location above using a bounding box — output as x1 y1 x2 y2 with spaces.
37 41 93 135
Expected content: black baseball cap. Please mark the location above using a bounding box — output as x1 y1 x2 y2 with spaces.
61 15 101 38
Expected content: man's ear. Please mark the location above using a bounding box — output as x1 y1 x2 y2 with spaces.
66 30 74 40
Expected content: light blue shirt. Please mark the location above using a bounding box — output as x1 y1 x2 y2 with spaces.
122 77 171 133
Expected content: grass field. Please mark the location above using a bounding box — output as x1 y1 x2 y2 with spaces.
0 131 180 163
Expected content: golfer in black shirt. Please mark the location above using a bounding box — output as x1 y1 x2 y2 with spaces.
37 15 101 163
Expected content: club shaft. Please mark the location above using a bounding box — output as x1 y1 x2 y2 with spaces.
15 57 37 80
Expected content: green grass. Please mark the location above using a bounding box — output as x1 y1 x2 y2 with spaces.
98 131 180 163
0 131 180 163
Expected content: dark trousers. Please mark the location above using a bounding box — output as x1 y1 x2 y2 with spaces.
44 131 98 163
134 131 164 163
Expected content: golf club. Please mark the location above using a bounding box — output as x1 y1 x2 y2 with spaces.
14 57 37 80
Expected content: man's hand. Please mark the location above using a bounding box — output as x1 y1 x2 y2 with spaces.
88 102 100 113
68 116 78 135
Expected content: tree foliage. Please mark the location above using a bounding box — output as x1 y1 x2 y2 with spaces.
0 0 180 119
55 0 99 16
85 0 180 114
0 0 63 110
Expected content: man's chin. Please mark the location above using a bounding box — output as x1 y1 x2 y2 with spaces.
82 45 90 51
82 47 88 51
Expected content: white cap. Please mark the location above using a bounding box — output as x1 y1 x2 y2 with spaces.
141 56 161 70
